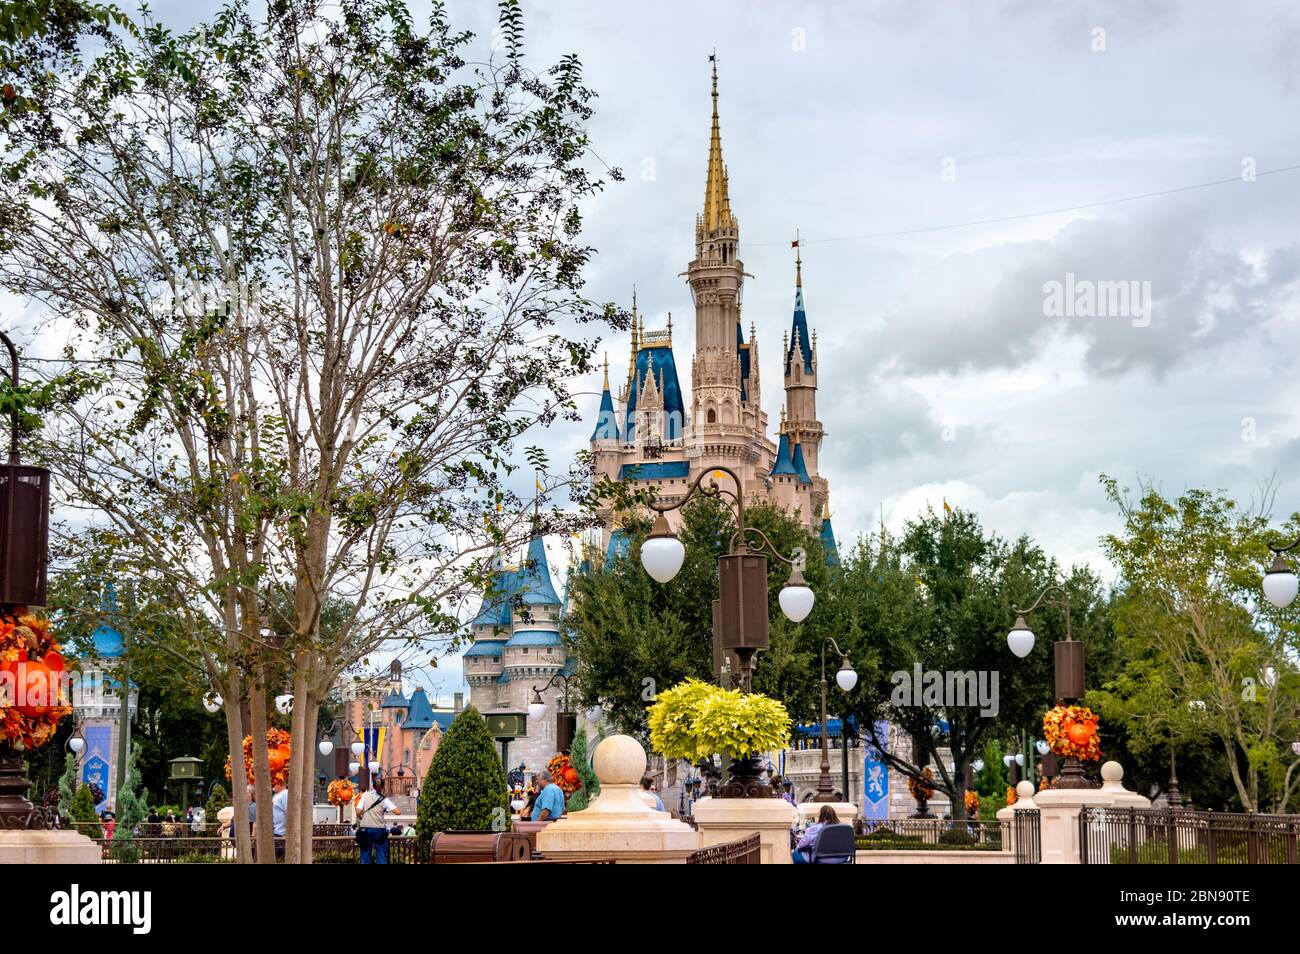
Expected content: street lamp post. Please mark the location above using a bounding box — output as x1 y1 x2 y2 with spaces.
0 329 53 831
1008 583 1093 790
528 673 576 755
639 466 815 693
813 637 857 803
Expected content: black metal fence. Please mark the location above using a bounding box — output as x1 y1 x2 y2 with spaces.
1080 807 1300 864
1014 809 1041 864
92 834 418 864
687 832 762 864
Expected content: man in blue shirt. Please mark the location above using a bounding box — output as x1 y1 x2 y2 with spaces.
640 776 665 811
530 769 565 822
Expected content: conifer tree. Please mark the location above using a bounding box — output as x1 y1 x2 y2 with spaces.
416 706 509 843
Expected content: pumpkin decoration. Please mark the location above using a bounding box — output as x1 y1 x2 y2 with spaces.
964 789 980 815
1042 704 1102 761
0 614 71 751
907 767 936 802
547 753 583 797
327 778 355 807
225 728 293 787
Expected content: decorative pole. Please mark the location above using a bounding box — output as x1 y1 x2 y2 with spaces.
813 636 856 802
1009 583 1094 790
0 329 54 829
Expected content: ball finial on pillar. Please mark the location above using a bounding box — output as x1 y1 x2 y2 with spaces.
592 734 647 786
1101 760 1123 783
1015 780 1035 801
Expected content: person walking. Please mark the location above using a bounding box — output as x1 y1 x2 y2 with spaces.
356 778 398 864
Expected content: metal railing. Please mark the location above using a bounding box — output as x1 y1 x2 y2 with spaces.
1014 810 1041 864
687 832 762 864
855 817 1003 850
1080 807 1300 864
91 834 418 864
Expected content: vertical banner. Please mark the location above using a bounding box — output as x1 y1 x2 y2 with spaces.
363 724 383 763
82 725 113 812
861 720 890 821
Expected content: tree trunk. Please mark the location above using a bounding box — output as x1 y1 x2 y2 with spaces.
284 666 309 864
299 693 320 864
224 689 252 864
249 683 274 862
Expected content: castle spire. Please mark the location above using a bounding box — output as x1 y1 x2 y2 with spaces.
794 230 802 288
702 53 732 232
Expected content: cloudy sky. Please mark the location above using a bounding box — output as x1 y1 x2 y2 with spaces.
20 0 1300 701
452 0 1300 697
530 0 1300 566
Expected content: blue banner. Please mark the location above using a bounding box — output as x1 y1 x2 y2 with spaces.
82 725 113 812
861 720 890 821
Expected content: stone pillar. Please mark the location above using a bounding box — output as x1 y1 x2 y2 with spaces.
535 735 699 863
693 795 798 865
1035 761 1148 864
0 830 101 864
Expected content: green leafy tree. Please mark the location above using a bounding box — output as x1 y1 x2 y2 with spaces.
416 706 508 842
566 497 833 737
68 782 101 838
565 728 600 812
839 507 1107 819
1098 477 1300 812
1 0 618 863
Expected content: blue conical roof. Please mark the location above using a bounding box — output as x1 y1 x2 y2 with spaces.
400 688 437 730
820 517 839 566
786 286 813 375
517 532 560 605
590 385 621 441
771 433 797 476
792 443 813 485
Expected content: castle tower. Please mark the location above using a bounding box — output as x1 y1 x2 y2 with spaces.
778 242 827 518
688 59 748 433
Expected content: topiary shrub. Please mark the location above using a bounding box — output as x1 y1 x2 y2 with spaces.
205 782 230 836
565 729 600 812
68 783 102 839
416 705 508 844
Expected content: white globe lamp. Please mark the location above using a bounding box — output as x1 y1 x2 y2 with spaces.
1262 552 1299 608
1007 615 1035 658
779 568 816 623
318 739 334 757
640 514 685 583
835 659 858 692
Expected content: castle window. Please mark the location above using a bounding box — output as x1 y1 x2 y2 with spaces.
707 409 717 424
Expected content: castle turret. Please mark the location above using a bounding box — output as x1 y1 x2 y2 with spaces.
783 243 825 489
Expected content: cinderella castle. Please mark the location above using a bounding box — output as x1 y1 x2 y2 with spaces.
461 62 839 775
590 60 837 559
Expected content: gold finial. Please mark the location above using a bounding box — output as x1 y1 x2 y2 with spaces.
667 311 673 338
702 53 732 232
602 352 609 390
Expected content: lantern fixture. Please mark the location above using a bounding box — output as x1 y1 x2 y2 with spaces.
348 761 360 776
274 694 294 715
972 758 985 773
640 513 685 584
778 567 816 624
202 693 223 714
350 740 365 757
528 688 547 722
318 739 334 757
1006 615 1035 658
1262 549 1299 609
